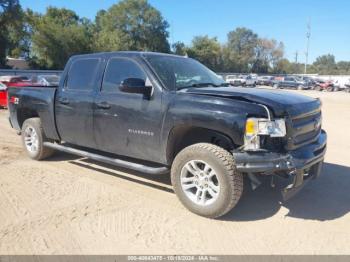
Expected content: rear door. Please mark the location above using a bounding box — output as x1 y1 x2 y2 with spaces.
93 56 163 162
55 57 101 148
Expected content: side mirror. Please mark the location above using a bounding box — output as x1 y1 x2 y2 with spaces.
120 78 152 99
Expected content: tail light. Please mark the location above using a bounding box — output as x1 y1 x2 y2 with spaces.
9 96 19 105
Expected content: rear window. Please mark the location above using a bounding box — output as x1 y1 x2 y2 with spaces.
66 58 100 91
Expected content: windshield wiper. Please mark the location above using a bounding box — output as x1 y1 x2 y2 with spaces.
177 82 228 90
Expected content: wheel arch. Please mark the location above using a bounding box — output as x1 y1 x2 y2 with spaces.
166 125 237 165
17 108 40 129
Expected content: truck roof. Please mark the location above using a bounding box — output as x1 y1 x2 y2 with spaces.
70 51 185 60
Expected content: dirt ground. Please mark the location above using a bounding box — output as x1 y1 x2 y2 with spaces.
0 90 349 255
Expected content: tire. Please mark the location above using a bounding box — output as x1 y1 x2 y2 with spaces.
171 143 243 218
21 118 55 160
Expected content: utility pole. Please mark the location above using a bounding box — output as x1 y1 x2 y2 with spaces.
304 18 311 74
295 51 299 73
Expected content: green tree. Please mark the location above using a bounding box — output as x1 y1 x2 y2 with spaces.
172 41 187 56
95 0 170 53
253 38 284 73
27 7 94 69
186 36 222 71
0 0 27 67
336 61 350 75
224 27 258 72
312 54 337 74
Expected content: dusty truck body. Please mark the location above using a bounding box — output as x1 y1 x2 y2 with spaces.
7 52 327 218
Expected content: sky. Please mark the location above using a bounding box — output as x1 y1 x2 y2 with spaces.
20 0 350 63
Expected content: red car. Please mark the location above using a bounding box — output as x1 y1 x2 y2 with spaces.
0 82 7 108
314 79 334 92
0 76 34 108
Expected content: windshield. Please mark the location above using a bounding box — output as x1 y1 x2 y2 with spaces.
144 55 226 90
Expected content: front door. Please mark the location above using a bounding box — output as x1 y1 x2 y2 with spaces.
93 57 163 162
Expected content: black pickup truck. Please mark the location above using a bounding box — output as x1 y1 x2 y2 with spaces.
8 52 327 218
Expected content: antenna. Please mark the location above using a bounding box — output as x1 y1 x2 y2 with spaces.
304 18 311 74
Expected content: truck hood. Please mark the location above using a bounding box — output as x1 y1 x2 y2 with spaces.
181 86 321 117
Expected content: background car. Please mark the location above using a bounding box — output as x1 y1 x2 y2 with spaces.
257 76 274 86
314 79 334 92
226 74 256 86
226 75 246 86
344 79 350 93
0 75 29 84
273 76 306 90
0 82 7 108
245 75 257 86
299 76 317 89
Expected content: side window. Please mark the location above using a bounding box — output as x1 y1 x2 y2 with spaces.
102 58 146 93
66 58 100 91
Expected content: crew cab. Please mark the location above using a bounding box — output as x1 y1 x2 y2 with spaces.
7 52 327 218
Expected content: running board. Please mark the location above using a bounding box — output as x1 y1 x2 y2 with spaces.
43 142 169 175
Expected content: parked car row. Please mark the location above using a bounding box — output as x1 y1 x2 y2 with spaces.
224 74 350 92
0 74 60 108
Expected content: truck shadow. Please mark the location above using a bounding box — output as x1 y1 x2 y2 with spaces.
223 162 350 222
52 152 349 222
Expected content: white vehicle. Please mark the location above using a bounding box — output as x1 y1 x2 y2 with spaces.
226 74 256 86
245 75 257 86
333 79 350 92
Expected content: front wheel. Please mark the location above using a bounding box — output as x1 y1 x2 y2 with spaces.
171 143 243 218
21 118 55 160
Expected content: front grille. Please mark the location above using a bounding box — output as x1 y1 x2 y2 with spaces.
286 109 322 150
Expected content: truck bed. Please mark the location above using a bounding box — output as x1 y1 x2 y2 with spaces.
8 85 60 140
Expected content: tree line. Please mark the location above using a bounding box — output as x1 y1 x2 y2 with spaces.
1 0 349 75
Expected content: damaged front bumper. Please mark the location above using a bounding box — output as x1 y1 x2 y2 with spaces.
233 130 327 200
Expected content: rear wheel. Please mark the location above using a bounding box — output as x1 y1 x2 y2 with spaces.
21 118 55 160
326 86 334 92
171 143 243 218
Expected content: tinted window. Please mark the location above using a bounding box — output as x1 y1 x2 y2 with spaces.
102 58 146 93
66 58 99 91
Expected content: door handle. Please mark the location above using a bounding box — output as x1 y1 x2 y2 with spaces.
58 97 70 105
96 102 111 110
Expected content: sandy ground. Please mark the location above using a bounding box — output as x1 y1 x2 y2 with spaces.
0 90 349 255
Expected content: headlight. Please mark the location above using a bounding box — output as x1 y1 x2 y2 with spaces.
244 118 286 151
